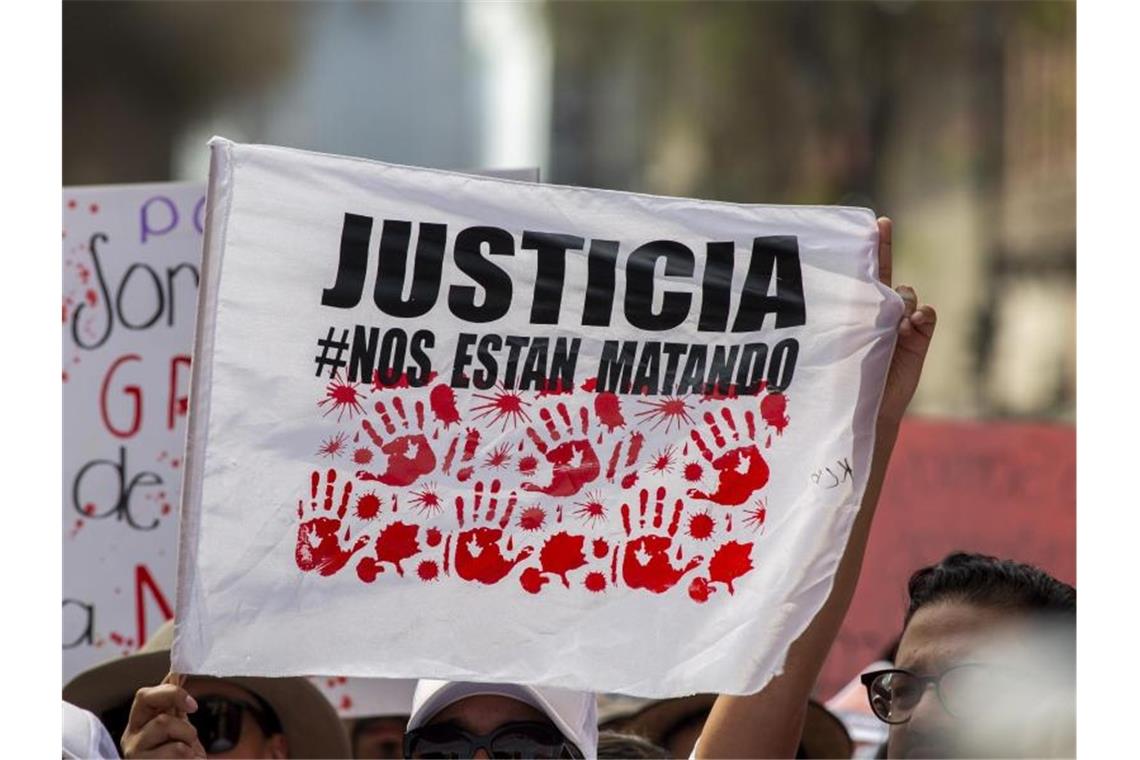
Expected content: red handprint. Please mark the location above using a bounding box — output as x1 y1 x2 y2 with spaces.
520 403 600 497
453 480 533 584
356 397 436 487
620 487 703 593
686 410 769 506
296 469 370 576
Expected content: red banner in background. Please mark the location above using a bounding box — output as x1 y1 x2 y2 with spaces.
820 417 1076 697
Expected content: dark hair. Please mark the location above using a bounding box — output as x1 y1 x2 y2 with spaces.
597 730 671 759
904 552 1075 625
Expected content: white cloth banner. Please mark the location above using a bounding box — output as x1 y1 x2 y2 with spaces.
174 138 902 697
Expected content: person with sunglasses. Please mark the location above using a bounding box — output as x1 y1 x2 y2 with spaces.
860 552 1075 758
402 680 596 759
63 620 352 758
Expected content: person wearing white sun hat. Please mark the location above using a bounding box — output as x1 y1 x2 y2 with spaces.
404 679 597 759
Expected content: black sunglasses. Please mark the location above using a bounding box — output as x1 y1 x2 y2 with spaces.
188 694 283 754
403 720 583 759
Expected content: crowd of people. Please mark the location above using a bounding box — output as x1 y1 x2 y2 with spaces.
62 219 1076 758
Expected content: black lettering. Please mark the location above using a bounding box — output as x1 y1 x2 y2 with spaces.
71 234 113 350
322 213 373 308
706 345 740 395
164 263 199 328
597 341 639 394
735 343 769 395
582 239 619 326
451 333 477 388
698 241 735 331
767 338 799 391
348 325 379 383
519 338 549 391
625 240 695 331
733 236 807 332
63 599 95 649
374 220 447 318
474 334 503 390
408 330 434 386
502 335 529 388
660 342 688 395
450 226 514 322
376 328 408 386
549 338 581 392
523 232 583 324
675 345 708 394
631 342 662 394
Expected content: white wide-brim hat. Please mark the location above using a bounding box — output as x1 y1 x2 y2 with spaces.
408 679 598 759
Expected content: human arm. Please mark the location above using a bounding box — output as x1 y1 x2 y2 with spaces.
696 217 937 758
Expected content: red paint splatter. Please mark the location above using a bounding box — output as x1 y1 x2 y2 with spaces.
620 472 638 488
67 199 76 209
85 288 98 306
410 484 442 515
83 502 96 516
535 532 587 587
417 560 440 582
573 491 607 526
352 447 373 464
484 443 512 468
371 370 438 390
318 372 366 422
536 377 574 396
428 383 460 427
518 506 546 531
62 370 69 383
89 203 100 213
369 521 421 576
648 445 676 474
594 392 625 431
520 567 549 594
454 527 533 584
683 461 703 481
707 541 755 593
426 527 442 547
760 392 790 435
688 511 715 540
160 503 172 516
585 572 607 592
518 455 538 475
471 388 531 430
744 501 767 530
457 465 474 482
317 432 349 458
339 695 353 711
634 397 695 433
355 492 381 520
689 577 712 603
593 538 610 559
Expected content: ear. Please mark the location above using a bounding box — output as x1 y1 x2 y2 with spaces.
268 732 289 759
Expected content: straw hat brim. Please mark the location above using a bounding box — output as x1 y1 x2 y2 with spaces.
63 646 350 759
